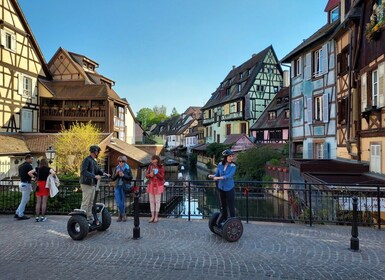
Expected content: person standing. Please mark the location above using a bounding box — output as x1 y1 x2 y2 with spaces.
146 155 165 223
111 156 132 222
28 158 56 222
208 149 237 225
79 145 108 222
14 154 34 220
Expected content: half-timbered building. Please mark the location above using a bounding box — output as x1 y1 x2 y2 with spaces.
0 0 50 133
281 11 339 160
201 46 283 144
38 47 131 142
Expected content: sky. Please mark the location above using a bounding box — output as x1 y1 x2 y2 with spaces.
18 0 328 116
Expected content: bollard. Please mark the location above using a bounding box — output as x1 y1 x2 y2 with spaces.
132 189 141 239
350 196 359 251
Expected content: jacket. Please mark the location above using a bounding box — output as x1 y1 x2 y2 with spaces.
79 155 104 186
111 164 133 187
46 174 60 197
214 162 237 191
146 164 165 195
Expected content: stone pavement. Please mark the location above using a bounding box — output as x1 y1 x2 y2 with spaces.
0 215 385 280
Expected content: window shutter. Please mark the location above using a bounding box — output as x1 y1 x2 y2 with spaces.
304 53 312 80
323 142 330 159
18 73 23 96
298 57 302 75
370 144 381 173
291 60 295 78
378 63 384 108
361 73 367 111
322 43 329 74
0 30 5 46
307 97 312 123
323 93 329 123
307 142 314 159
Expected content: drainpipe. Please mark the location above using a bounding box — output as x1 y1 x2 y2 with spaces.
281 63 292 159
346 27 353 155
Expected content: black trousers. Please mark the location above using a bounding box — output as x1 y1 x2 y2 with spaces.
218 188 235 223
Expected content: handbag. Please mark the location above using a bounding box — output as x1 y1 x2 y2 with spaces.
31 181 38 192
124 182 132 192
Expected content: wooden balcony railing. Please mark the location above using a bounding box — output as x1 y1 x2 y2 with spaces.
40 107 106 118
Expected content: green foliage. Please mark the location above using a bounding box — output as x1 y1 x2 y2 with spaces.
170 107 179 117
235 146 281 180
205 160 213 171
269 158 281 166
54 122 103 176
58 172 80 181
206 143 232 164
262 174 273 187
136 108 155 129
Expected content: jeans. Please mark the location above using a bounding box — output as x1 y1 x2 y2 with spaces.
115 186 125 215
16 183 32 217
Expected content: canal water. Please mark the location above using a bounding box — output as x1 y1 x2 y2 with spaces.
165 164 292 221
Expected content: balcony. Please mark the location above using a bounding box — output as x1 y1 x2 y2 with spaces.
41 106 106 119
221 111 243 121
202 117 215 125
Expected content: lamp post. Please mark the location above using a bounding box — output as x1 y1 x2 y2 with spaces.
45 146 56 165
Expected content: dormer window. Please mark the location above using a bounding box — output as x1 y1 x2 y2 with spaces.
277 98 282 104
268 111 276 120
238 84 242 92
330 6 339 22
239 72 244 79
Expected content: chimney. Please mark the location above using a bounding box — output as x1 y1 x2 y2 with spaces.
232 65 236 70
251 53 256 57
283 70 290 87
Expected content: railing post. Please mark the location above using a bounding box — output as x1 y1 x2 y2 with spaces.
350 196 359 251
377 186 381 230
246 186 249 224
308 183 313 227
188 181 192 221
132 188 140 240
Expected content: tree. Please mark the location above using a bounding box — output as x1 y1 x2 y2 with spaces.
54 122 103 175
235 146 281 180
153 105 167 116
170 107 179 117
206 143 232 164
136 108 155 130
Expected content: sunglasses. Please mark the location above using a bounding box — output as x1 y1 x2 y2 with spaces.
119 160 125 163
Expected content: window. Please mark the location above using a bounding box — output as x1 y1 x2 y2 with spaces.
337 46 349 76
330 6 339 22
295 58 302 76
226 124 231 135
239 72 244 79
240 123 247 134
315 143 324 159
337 97 348 124
255 131 264 142
370 143 381 173
269 130 282 142
313 48 323 76
314 95 323 121
23 76 32 97
268 111 277 120
238 84 242 92
236 101 241 112
284 110 290 119
1 30 16 52
372 70 378 107
277 98 282 104
256 85 264 92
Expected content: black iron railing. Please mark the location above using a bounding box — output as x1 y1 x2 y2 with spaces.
1 179 384 228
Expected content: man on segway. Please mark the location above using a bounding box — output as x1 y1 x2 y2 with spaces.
208 149 237 226
80 145 109 224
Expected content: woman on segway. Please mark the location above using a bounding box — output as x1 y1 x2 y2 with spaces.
208 149 237 226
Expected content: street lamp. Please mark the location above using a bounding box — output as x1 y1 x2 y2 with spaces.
45 146 56 164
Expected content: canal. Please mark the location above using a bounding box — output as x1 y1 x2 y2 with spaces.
164 164 293 221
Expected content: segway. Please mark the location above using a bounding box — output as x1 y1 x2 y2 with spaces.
208 212 243 242
67 176 111 240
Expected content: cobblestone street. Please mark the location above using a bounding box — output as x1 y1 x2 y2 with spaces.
1 215 385 280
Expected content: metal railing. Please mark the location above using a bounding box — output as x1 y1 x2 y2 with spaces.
1 179 384 228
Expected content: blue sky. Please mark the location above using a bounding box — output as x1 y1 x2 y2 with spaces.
18 0 328 115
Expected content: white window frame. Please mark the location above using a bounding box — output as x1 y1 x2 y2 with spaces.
295 58 302 76
314 48 323 76
330 6 339 22
315 143 324 159
370 143 381 173
0 29 16 52
294 100 300 120
372 70 378 107
314 95 323 121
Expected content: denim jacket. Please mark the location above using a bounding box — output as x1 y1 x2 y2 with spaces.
214 162 237 191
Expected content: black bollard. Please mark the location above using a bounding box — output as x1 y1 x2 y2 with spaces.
350 196 359 251
132 189 141 239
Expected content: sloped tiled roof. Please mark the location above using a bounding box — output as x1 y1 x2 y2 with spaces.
223 134 253 145
0 134 30 155
281 21 339 63
250 87 290 130
107 138 152 166
202 46 276 109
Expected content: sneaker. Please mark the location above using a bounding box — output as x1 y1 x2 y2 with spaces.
14 214 19 219
17 216 30 220
39 217 47 222
35 217 40 222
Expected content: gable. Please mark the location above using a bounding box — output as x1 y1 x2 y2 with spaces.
48 49 86 81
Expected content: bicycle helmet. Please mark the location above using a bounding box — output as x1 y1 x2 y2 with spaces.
222 149 235 156
89 145 101 153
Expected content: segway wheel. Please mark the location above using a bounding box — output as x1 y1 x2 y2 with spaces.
67 215 89 240
97 208 111 231
208 212 220 233
222 218 243 242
